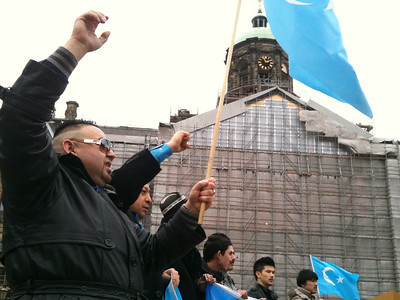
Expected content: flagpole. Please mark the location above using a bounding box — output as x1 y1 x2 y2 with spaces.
197 0 242 224
309 255 314 270
310 255 321 297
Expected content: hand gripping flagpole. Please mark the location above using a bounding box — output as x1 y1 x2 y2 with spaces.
198 0 242 224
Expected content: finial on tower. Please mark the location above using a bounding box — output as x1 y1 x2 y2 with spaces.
252 0 267 28
258 0 263 13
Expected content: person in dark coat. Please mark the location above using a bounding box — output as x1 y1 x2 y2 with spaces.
0 10 216 299
125 186 180 300
247 257 278 300
201 233 248 299
159 192 206 300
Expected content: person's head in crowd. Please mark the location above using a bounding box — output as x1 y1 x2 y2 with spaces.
203 233 236 272
129 184 152 218
53 119 115 187
253 256 276 288
160 192 188 222
297 269 318 294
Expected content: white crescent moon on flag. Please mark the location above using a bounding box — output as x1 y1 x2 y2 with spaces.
285 0 312 5
322 267 336 285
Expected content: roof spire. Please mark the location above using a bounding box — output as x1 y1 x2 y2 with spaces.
252 0 267 28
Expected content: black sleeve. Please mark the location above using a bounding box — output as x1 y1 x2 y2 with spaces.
0 61 68 214
136 206 206 272
110 149 161 212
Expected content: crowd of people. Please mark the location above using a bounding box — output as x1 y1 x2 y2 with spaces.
128 185 320 300
0 10 320 300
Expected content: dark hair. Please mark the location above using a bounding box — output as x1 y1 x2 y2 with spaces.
53 120 98 138
297 269 318 287
253 256 275 279
203 233 232 262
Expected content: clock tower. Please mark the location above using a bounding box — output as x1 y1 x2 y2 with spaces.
224 0 293 104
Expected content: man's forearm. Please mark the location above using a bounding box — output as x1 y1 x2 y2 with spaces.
41 47 78 79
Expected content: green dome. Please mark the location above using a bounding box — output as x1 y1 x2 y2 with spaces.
235 27 275 44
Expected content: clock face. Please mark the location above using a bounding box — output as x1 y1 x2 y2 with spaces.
258 55 274 70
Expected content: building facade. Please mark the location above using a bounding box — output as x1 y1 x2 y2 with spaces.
147 5 400 300
150 89 400 299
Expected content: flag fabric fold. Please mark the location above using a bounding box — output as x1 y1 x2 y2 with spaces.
264 0 373 118
206 283 237 300
206 283 258 300
163 278 183 300
310 255 360 300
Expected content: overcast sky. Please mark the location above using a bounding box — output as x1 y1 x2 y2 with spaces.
1 0 399 140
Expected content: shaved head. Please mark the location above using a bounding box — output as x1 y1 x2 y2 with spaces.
52 120 98 154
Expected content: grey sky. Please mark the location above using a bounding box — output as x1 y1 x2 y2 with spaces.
1 0 399 140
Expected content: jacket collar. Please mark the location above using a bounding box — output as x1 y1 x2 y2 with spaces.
297 287 315 299
59 153 96 187
202 259 224 282
257 283 274 293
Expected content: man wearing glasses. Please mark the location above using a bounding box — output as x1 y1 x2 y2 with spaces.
52 120 191 210
0 10 215 300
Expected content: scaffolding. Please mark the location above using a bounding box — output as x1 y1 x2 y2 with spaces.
149 94 400 299
1 96 397 298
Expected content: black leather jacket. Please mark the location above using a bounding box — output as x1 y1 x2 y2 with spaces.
0 60 205 298
248 283 278 300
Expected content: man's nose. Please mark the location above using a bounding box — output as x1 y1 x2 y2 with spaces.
107 149 116 159
146 195 152 203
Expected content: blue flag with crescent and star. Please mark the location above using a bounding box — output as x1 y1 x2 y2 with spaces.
310 255 360 300
264 0 373 118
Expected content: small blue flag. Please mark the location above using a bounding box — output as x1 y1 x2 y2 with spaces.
163 278 183 300
206 283 244 300
264 0 373 118
311 255 360 300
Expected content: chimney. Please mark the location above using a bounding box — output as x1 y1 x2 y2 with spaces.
65 101 79 120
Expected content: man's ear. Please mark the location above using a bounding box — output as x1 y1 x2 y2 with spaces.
256 271 261 279
216 250 222 260
62 139 76 154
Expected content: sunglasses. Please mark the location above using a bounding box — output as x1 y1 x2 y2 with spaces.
70 138 113 153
